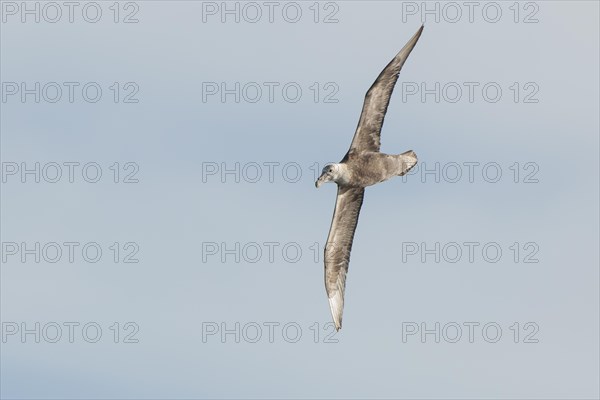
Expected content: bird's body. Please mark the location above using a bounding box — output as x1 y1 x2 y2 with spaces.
315 26 424 330
339 150 418 188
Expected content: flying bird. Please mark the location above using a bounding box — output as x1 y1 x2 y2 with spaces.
315 26 424 331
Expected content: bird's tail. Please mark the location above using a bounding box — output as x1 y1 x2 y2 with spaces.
397 150 418 176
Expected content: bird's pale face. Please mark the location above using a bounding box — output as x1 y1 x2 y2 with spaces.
315 164 340 188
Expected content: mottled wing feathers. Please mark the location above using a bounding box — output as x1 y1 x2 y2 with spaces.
324 186 365 330
348 25 424 153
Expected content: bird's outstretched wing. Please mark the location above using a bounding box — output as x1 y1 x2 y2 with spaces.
324 186 365 330
348 25 423 153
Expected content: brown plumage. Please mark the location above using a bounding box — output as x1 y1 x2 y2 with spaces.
315 26 424 330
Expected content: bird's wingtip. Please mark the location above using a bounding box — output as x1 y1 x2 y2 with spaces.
328 293 344 332
334 319 342 331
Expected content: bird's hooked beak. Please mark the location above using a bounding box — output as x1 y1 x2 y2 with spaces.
315 173 329 188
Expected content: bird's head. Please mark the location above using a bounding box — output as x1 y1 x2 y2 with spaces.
315 163 344 188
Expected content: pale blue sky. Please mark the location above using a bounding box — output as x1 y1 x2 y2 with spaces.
1 1 599 398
